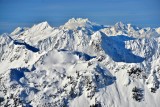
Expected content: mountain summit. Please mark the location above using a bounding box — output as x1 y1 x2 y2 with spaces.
0 18 160 107
31 21 52 31
62 18 103 31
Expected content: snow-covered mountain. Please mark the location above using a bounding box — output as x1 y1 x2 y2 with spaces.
0 18 160 107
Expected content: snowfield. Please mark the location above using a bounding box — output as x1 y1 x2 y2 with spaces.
0 18 160 107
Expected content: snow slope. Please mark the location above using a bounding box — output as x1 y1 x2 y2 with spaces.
0 18 160 107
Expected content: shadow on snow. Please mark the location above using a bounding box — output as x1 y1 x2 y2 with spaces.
100 32 145 63
13 40 39 52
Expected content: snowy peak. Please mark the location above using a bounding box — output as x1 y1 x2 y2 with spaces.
156 27 160 34
67 18 90 23
31 21 52 31
114 22 140 31
11 27 28 35
115 22 127 30
101 21 160 38
10 22 53 40
62 18 102 31
63 18 91 30
0 33 12 44
90 31 102 42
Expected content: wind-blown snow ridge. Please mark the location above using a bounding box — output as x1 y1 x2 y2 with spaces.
0 18 160 107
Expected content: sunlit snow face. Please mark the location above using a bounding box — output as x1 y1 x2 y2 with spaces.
43 50 79 65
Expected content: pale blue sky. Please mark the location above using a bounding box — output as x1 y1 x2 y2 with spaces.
0 0 160 34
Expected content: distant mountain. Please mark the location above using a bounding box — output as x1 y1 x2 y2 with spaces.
101 22 159 38
62 18 103 30
0 18 160 107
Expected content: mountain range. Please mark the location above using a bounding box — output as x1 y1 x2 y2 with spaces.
0 18 160 107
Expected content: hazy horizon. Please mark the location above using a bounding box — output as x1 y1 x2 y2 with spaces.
0 0 160 34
